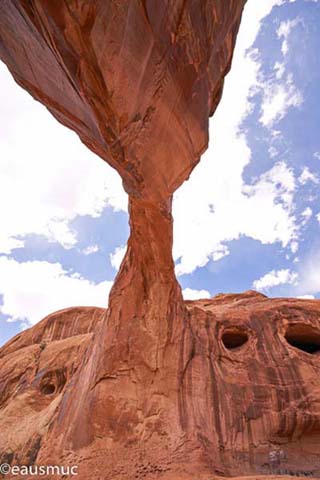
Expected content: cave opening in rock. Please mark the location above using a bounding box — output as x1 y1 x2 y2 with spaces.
40 383 56 395
222 328 248 349
285 324 320 354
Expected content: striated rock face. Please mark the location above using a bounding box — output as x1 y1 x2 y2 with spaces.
0 308 105 471
1 1 320 479
1 296 320 478
0 0 245 202
184 293 320 476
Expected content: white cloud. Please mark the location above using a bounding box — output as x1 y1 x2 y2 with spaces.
301 207 313 225
110 245 127 271
269 146 279 158
277 17 301 55
274 61 285 80
173 1 299 276
291 241 299 254
174 159 297 275
317 212 320 223
0 257 112 325
297 295 315 300
0 62 127 254
272 129 282 138
82 244 99 255
298 167 319 185
259 16 303 129
182 288 211 301
296 249 320 296
212 245 230 262
313 152 320 160
259 73 303 128
253 268 298 291
0 1 309 317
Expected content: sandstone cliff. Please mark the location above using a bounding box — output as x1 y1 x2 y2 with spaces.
1 1 319 479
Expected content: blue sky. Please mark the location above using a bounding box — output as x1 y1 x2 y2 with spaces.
1 0 320 346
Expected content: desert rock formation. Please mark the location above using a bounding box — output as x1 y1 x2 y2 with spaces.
1 1 320 479
1 296 320 478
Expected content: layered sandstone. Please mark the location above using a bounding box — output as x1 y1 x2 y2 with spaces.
1 296 320 478
1 1 319 479
0 308 105 470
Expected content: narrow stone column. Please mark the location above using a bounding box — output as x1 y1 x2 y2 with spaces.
96 196 183 374
41 196 191 473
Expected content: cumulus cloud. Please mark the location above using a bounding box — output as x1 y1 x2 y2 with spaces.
0 256 112 326
253 268 298 291
298 167 319 185
174 158 297 276
301 207 313 225
212 245 230 262
82 244 99 255
0 0 312 331
0 62 127 254
110 245 127 271
182 288 211 301
295 249 320 296
173 1 299 276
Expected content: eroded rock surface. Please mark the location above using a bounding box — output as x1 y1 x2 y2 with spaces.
1 1 320 479
0 307 105 471
1 296 320 478
0 0 245 202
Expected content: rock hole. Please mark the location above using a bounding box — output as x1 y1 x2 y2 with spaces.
222 328 248 350
285 324 320 354
40 383 56 395
39 368 67 396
